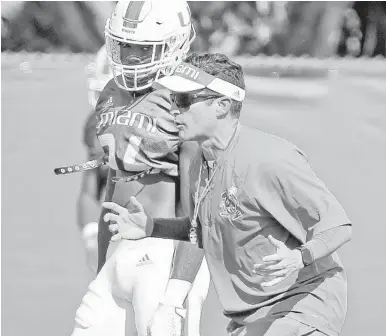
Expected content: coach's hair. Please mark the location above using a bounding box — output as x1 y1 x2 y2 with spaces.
185 53 245 118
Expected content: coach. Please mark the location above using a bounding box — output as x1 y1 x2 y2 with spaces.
103 53 352 336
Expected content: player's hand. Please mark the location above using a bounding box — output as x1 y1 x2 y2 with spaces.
148 303 186 336
102 196 153 242
252 235 304 287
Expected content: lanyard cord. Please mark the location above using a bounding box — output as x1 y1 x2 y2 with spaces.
189 122 242 244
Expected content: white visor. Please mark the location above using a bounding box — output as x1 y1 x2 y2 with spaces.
154 75 205 93
154 63 245 101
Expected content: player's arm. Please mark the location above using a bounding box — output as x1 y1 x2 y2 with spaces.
76 169 101 231
97 168 116 273
76 113 104 258
161 141 205 308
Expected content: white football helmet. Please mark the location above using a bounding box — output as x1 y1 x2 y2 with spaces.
87 45 113 108
105 0 195 91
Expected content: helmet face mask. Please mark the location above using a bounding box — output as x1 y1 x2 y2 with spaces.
106 36 167 91
105 0 195 92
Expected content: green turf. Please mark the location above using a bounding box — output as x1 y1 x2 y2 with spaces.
2 57 386 336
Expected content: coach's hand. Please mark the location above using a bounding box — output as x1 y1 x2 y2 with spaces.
253 235 304 287
148 303 186 336
102 196 153 242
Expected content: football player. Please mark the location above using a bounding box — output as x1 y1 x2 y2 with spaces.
67 1 210 336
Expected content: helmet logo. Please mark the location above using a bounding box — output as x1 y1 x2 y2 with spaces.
177 11 189 27
122 1 150 23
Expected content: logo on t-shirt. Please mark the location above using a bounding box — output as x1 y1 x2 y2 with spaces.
219 186 242 221
100 96 114 112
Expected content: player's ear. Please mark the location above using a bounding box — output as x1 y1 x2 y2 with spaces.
216 97 232 119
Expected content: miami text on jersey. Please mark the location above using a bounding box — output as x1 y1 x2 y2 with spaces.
97 108 158 133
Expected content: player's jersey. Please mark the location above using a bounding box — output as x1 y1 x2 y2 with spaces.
95 79 180 176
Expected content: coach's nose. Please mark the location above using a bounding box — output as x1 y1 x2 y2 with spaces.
170 109 180 118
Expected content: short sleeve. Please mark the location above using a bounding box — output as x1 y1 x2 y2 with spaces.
248 153 351 243
83 110 104 160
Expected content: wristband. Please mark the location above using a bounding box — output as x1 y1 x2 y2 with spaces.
296 245 313 266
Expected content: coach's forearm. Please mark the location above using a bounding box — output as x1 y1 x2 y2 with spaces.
171 242 205 281
150 216 191 241
304 224 352 263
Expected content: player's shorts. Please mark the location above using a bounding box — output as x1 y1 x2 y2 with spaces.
227 316 328 336
74 238 175 336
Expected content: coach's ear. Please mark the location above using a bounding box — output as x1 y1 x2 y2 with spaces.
216 97 232 119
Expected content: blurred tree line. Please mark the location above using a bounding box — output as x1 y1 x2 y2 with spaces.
1 1 385 57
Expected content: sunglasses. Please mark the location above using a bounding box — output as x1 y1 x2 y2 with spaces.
171 92 223 109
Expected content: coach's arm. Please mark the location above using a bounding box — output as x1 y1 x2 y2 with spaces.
160 141 206 308
102 200 200 242
102 143 204 248
249 155 352 286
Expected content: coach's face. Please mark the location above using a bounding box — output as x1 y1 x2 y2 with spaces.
172 92 221 142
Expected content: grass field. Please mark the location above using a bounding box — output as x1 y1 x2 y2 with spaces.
2 55 386 336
